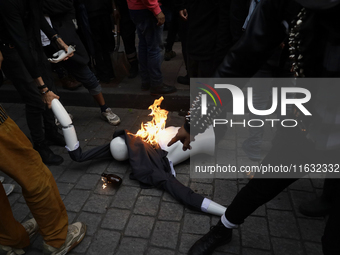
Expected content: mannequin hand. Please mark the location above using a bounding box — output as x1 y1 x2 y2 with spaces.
48 45 76 63
42 91 60 108
167 125 193 151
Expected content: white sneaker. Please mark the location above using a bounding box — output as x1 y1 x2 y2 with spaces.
22 218 39 239
42 222 86 255
3 184 14 196
101 108 120 126
0 219 38 255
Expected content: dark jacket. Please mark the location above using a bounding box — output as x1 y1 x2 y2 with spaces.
0 0 57 79
43 0 89 65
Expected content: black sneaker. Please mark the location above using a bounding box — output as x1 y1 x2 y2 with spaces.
177 74 190 85
188 220 232 255
34 142 64 166
150 84 177 95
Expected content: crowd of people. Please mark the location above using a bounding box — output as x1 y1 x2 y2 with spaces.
1 0 340 254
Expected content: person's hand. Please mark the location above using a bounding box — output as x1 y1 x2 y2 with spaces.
56 38 74 60
0 51 3 70
167 125 193 151
42 90 59 109
156 11 165 26
179 9 188 21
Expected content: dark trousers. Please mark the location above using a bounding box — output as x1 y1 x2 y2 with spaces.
1 45 57 144
116 0 137 56
88 14 115 81
225 127 340 254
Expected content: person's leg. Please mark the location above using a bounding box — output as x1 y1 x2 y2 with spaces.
116 0 139 78
1 46 63 165
0 183 29 248
63 62 121 126
0 117 68 248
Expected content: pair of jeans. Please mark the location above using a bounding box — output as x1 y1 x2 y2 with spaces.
1 45 57 144
129 9 163 87
0 117 68 249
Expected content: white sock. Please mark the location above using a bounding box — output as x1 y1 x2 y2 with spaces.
221 214 238 229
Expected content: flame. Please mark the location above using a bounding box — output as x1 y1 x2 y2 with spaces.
132 97 168 147
101 177 107 189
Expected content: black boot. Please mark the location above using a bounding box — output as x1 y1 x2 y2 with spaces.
188 220 232 255
45 130 66 147
34 142 64 166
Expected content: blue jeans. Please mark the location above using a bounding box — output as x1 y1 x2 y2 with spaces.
129 9 163 87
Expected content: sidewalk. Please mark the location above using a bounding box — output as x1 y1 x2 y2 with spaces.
1 100 326 255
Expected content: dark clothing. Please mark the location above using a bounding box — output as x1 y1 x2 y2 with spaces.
43 0 89 65
83 0 113 19
0 0 56 79
68 130 204 210
0 0 58 144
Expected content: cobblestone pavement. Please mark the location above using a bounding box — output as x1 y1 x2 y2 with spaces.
1 102 326 255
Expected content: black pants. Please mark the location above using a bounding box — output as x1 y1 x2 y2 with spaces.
225 127 340 254
116 0 137 56
1 45 57 144
88 14 115 81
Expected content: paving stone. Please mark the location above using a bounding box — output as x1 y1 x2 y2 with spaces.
151 221 180 249
12 203 30 223
304 242 323 255
49 166 66 181
76 212 103 236
241 248 272 255
213 179 238 206
133 196 160 216
241 216 270 250
177 173 189 186
266 192 292 210
106 160 130 174
56 182 74 195
297 218 325 242
86 159 111 174
83 194 111 213
158 202 184 221
267 210 300 239
101 208 130 230
140 188 163 196
87 230 120 255
58 168 85 183
147 247 176 255
115 237 148 255
125 215 155 238
8 193 21 206
121 170 141 187
182 214 211 235
110 186 140 209
271 237 304 255
63 190 90 212
174 164 191 174
190 182 213 198
75 174 100 190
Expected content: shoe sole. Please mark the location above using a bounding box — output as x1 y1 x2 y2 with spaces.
56 224 87 255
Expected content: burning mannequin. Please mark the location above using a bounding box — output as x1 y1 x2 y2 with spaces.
52 98 227 216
